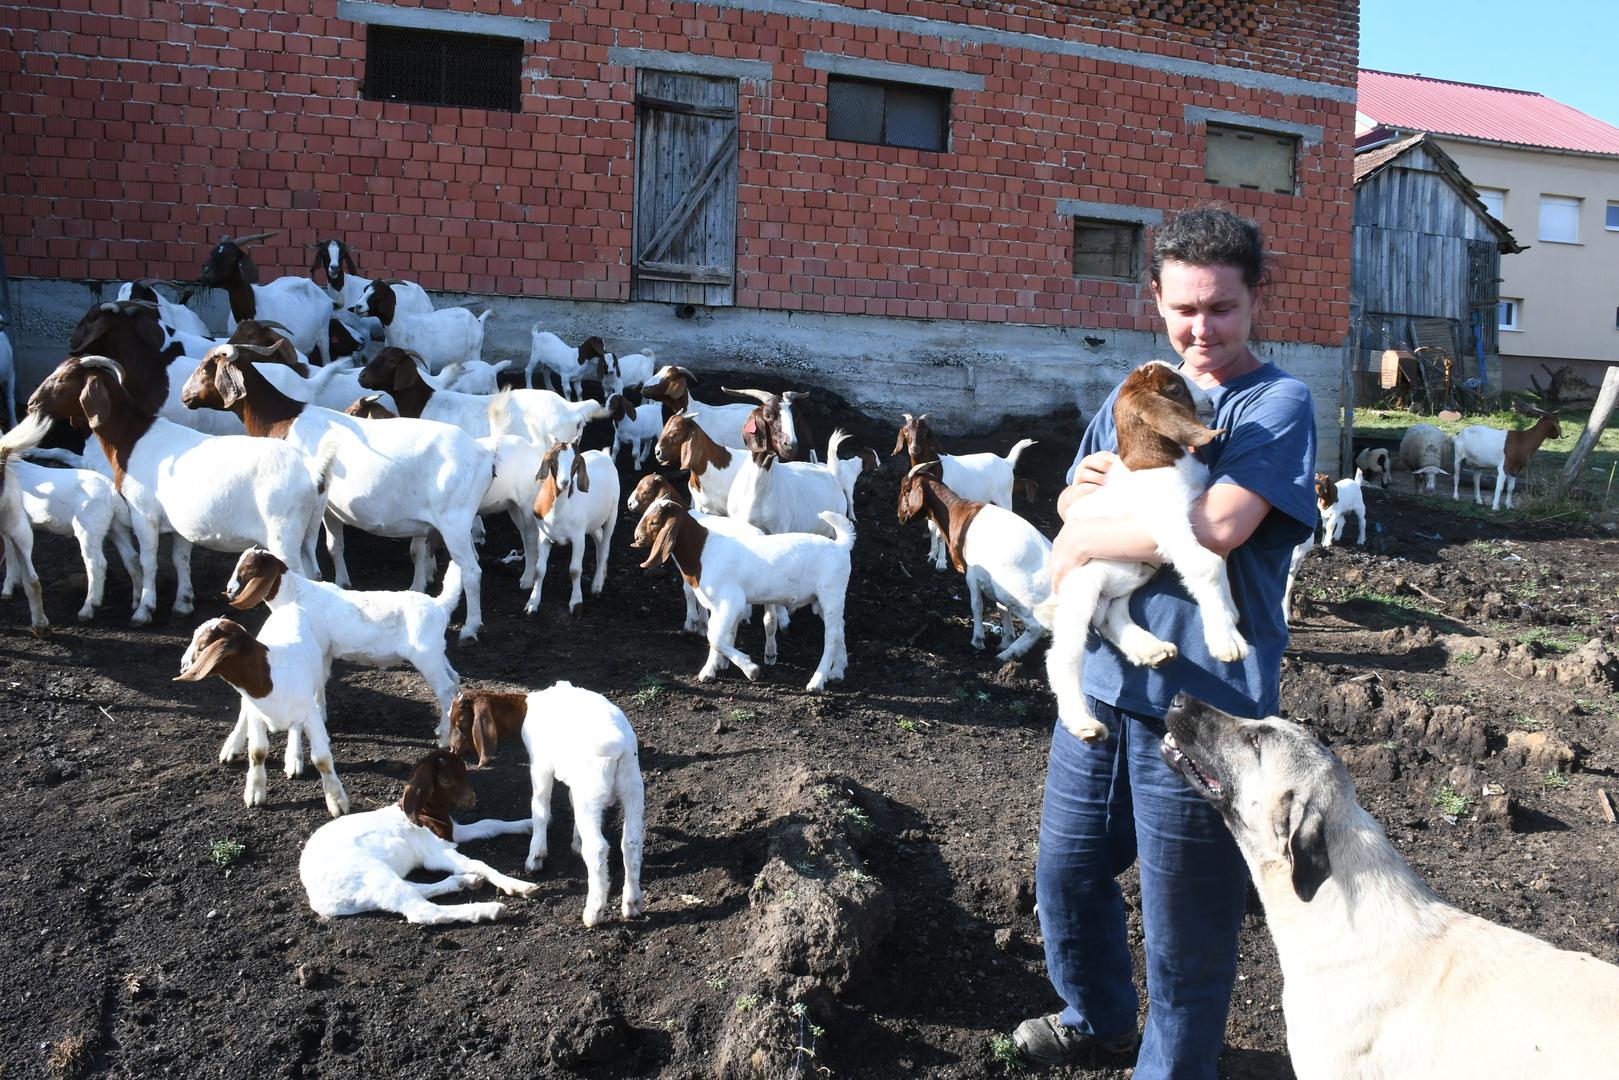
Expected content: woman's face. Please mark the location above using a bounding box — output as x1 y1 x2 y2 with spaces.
1152 260 1261 384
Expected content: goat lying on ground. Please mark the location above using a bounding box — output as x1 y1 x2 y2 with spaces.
299 750 538 924
894 413 1036 570
1317 470 1368 547
1452 410 1562 511
447 683 645 927
1041 361 1247 743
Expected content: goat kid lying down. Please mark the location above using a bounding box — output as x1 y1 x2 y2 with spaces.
300 750 538 924
1041 360 1248 743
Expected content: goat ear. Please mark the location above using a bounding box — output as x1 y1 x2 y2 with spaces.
471 698 499 765
309 248 325 277
342 246 358 274
1272 788 1333 902
570 449 590 494
228 557 284 610
78 377 113 431
214 359 249 408
891 427 909 457
1133 394 1223 448
174 637 234 682
399 770 430 824
641 516 680 569
238 251 260 285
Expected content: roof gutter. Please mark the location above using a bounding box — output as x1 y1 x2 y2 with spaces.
1379 126 1619 162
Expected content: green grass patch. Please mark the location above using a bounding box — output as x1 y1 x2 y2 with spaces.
210 839 246 872
1432 784 1472 817
989 1033 1027 1072
1542 769 1570 789
1516 628 1586 655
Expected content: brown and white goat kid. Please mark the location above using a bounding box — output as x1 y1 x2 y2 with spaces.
897 462 1052 661
299 750 538 924
893 413 1036 570
528 439 620 615
446 683 646 928
1451 410 1562 511
1041 361 1248 743
1317 471 1368 547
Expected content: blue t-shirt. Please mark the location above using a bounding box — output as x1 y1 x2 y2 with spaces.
1066 362 1316 721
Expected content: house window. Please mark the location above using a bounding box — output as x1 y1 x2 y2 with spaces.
1538 195 1582 244
363 24 523 112
1204 123 1298 195
1073 219 1141 280
1607 202 1619 230
1499 299 1521 332
1477 187 1506 221
826 76 948 152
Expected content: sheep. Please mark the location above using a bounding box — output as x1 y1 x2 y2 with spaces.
1452 411 1563 511
1041 361 1248 744
726 428 852 538
607 392 661 469
632 499 854 692
181 346 491 639
1317 470 1369 547
198 232 333 366
0 427 47 635
5 456 138 621
598 349 657 401
639 365 758 449
21 357 335 625
357 347 607 443
897 462 1052 661
894 413 1037 570
351 281 491 373
528 440 620 615
446 683 645 927
1354 447 1391 490
224 547 464 745
525 328 607 396
653 411 746 515
1398 423 1452 494
299 749 540 924
0 313 18 429
175 611 349 817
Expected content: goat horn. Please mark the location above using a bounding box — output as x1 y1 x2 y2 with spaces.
235 343 280 357
232 230 279 246
902 412 914 423
406 350 429 371
77 355 126 384
721 386 774 404
906 461 940 479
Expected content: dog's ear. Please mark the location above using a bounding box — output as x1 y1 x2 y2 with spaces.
1274 789 1332 902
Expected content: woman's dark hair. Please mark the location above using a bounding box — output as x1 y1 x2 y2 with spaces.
1149 207 1266 290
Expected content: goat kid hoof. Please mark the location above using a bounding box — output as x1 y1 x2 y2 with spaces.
623 897 644 919
30 624 50 639
525 856 546 873
473 903 506 922
1061 718 1110 743
1206 631 1250 663
131 610 153 627
458 628 481 644
740 663 762 682
77 608 95 623
511 881 541 898
459 872 485 888
805 675 828 693
582 907 607 928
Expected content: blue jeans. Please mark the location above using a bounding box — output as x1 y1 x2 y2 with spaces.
1034 698 1249 1080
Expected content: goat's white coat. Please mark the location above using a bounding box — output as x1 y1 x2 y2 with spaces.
6 458 138 620
356 283 489 372
610 398 663 469
919 437 1036 569
1451 423 1544 511
726 430 851 537
953 502 1054 662
226 276 333 367
525 327 595 397
1320 473 1368 547
600 350 656 400
0 441 46 632
118 281 212 338
529 447 620 615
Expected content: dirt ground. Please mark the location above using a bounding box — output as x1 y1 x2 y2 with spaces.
3 396 1618 1080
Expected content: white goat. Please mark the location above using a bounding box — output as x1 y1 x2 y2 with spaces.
633 501 854 692
118 280 211 339
5 457 138 621
1398 423 1452 494
896 413 1036 570
1318 470 1368 547
528 441 620 615
299 749 539 924
726 429 851 537
446 684 645 927
525 328 607 397
351 282 490 373
176 611 349 817
1451 411 1563 511
431 359 513 396
0 431 47 634
309 239 432 338
608 393 661 469
599 349 657 399
358 348 606 444
1041 361 1248 743
19 359 334 625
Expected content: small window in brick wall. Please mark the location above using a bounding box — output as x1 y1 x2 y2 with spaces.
1073 219 1142 281
1205 122 1298 195
363 24 523 112
826 76 948 152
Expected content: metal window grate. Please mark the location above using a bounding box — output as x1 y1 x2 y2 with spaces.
1073 220 1141 280
364 24 523 113
827 76 947 152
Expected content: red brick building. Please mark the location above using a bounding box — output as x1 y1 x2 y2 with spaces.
1 0 1358 447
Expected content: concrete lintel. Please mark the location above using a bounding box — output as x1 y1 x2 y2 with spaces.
1185 105 1324 146
336 1 549 42
1055 200 1163 226
607 48 774 83
803 51 983 92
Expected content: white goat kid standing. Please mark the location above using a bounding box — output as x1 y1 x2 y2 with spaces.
1318 470 1368 548
528 440 620 615
525 328 607 397
6 456 139 621
352 282 490 373
0 430 47 634
1043 361 1248 743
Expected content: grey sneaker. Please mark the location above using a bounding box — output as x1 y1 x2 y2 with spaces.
1012 1013 1139 1067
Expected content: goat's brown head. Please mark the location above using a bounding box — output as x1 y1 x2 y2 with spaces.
399 750 476 841
641 364 697 404
626 472 687 514
1314 473 1337 508
897 460 943 525
173 616 271 697
655 411 700 469
891 412 940 463
533 439 590 519
180 344 276 412
577 336 608 367
27 355 131 431
228 319 307 374
631 498 695 570
446 690 528 768
224 546 288 610
606 393 637 423
309 239 358 291
345 394 396 419
200 232 277 289
1113 361 1222 470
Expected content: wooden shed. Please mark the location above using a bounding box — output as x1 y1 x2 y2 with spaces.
1350 132 1522 407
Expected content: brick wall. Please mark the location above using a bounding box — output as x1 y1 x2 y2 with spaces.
0 0 1357 346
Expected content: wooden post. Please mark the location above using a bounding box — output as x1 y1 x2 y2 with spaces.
1558 364 1619 493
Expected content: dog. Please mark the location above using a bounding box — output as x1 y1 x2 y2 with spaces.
1160 694 1619 1079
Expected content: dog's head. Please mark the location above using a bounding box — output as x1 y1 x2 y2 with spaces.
1160 694 1343 903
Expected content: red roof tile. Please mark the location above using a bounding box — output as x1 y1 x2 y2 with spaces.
1357 69 1619 156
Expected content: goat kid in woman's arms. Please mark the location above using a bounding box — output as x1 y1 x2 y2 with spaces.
1041 361 1247 743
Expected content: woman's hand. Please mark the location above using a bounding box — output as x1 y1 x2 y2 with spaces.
1057 451 1118 522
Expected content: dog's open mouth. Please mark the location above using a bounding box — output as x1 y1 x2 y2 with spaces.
1162 733 1222 796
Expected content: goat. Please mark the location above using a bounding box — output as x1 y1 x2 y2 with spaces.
1354 447 1391 490
67 300 172 415
176 611 349 816
653 411 745 515
1452 411 1563 511
1398 424 1453 494
21 357 335 625
598 349 657 400
1041 361 1248 743
351 282 489 373
431 359 513 396
308 240 433 336
639 365 757 449
1317 471 1368 547
299 749 539 923
608 392 660 469
726 386 817 462
633 500 853 692
0 313 17 429
898 462 1052 661
446 683 645 927
726 429 851 538
5 456 138 621
182 345 490 638
198 232 333 365
224 547 463 745
0 426 47 634
1281 533 1314 624
358 348 606 443
525 328 607 397
528 440 620 615
894 413 1036 570
117 280 211 339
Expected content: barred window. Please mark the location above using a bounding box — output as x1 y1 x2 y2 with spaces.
364 24 523 112
1073 220 1141 281
827 76 948 152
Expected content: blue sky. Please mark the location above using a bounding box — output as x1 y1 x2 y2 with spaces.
1359 0 1619 127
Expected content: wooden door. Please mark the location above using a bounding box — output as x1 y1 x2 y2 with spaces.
633 71 739 306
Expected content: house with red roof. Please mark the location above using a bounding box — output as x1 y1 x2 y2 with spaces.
1357 69 1619 393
